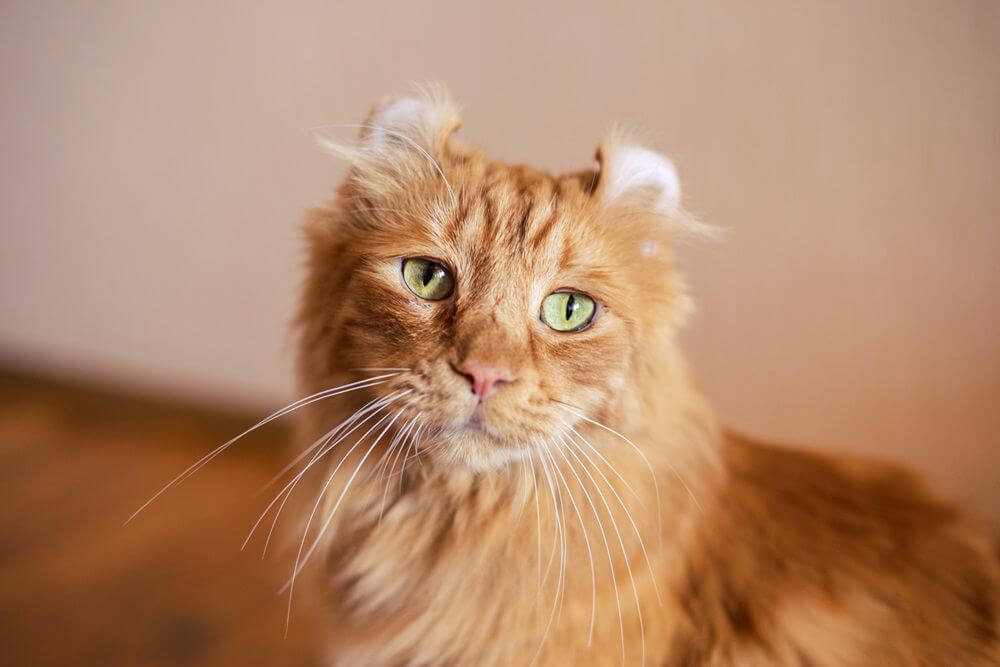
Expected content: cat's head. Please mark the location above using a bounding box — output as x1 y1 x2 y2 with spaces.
297 87 703 470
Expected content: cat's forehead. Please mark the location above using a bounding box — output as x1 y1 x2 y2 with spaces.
435 161 600 265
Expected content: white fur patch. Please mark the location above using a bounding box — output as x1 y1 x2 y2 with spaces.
602 146 681 214
364 96 455 154
366 98 427 150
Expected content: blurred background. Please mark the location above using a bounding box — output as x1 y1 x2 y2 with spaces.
1 1 997 665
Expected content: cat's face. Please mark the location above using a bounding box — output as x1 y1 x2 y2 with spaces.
297 91 697 469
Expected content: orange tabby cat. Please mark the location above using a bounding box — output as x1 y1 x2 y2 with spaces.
291 87 998 666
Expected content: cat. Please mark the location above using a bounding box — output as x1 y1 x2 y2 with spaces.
289 86 998 666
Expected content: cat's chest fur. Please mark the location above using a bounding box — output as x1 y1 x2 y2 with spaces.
316 464 677 666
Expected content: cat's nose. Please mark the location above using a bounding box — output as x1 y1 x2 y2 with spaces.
454 361 513 403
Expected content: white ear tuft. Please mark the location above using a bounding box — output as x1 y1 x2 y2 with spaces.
600 145 681 215
361 85 461 156
367 98 423 148
364 97 441 152
314 85 461 166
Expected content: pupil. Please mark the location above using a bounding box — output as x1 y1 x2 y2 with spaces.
565 294 576 320
421 263 436 286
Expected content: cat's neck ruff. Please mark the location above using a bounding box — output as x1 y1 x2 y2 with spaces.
307 389 720 666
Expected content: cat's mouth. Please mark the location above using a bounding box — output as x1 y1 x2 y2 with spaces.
465 410 486 429
445 404 521 453
460 408 499 438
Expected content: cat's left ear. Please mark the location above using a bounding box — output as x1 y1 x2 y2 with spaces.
356 88 461 159
594 135 681 217
315 84 461 196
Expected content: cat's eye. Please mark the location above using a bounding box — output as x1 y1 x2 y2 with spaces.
401 257 455 301
540 291 596 332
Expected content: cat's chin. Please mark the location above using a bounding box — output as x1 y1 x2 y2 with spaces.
434 424 534 471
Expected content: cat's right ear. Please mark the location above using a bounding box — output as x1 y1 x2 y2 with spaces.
315 85 461 200
593 130 717 241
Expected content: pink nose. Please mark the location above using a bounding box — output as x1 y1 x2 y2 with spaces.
455 361 513 402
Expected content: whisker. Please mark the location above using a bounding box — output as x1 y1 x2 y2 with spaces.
378 416 419 523
124 374 399 524
559 429 662 606
399 421 429 470
296 407 405 574
349 367 412 372
356 415 409 532
546 439 597 646
543 447 570 625
398 421 425 495
372 412 417 483
530 447 567 667
555 418 643 503
558 432 645 666
557 402 701 515
279 406 393 632
550 436 624 662
557 403 669 572
262 393 387 492
289 390 404 478
528 457 543 615
283 397 410 634
244 391 403 555
534 449 561 594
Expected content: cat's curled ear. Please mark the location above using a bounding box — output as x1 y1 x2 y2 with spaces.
356 87 461 160
595 133 681 217
593 131 715 241
316 84 461 201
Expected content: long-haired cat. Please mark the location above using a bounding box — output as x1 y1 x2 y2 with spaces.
289 87 998 666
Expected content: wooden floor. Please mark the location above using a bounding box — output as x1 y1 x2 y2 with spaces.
0 369 323 666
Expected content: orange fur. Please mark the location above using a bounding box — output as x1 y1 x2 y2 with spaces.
292 88 998 665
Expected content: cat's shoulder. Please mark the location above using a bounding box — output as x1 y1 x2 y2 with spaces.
717 431 998 567
694 431 1000 664
721 432 956 526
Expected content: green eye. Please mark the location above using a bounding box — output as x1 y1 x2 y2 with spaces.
540 291 596 332
401 258 455 300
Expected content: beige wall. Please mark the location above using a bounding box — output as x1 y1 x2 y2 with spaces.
2 2 998 527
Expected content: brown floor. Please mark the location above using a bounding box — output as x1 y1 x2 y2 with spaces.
0 369 323 666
